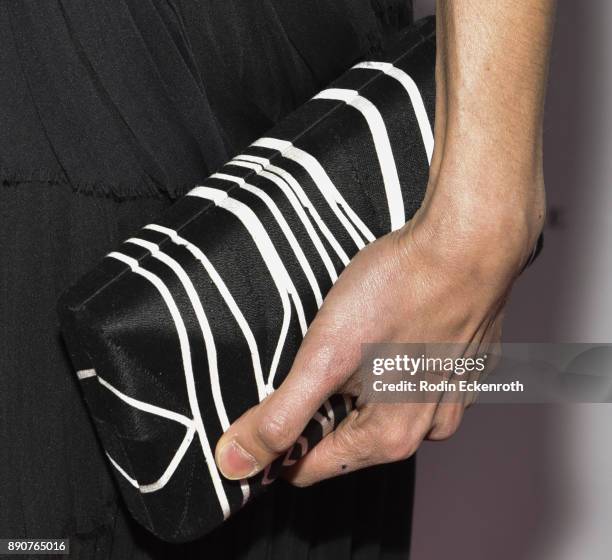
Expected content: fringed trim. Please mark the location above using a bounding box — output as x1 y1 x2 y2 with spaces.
0 167 194 201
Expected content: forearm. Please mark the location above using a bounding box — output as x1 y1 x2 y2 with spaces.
437 0 555 163
411 0 556 272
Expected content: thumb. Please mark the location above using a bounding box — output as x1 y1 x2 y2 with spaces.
214 326 357 480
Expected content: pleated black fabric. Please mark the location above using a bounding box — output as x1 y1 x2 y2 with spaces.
0 1 416 558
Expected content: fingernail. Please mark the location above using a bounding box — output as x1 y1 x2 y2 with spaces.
217 440 259 480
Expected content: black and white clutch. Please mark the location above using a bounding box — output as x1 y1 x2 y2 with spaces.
58 18 436 542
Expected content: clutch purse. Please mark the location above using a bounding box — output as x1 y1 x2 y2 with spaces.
58 17 436 542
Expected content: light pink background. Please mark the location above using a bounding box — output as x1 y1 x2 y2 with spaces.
411 1 612 558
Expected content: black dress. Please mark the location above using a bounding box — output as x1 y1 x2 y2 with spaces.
0 1 416 558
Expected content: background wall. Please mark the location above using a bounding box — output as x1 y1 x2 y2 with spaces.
411 1 612 558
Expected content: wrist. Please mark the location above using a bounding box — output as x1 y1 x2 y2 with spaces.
404 162 545 282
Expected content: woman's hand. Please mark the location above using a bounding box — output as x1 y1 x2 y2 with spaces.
213 166 544 486
214 0 554 486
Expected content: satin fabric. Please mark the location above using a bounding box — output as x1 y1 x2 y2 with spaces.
1 1 418 558
59 20 435 542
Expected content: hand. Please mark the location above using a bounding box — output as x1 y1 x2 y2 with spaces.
213 171 543 486
214 0 554 486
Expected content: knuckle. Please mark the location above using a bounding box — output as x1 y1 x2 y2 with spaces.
310 344 347 383
256 413 294 454
430 418 461 441
343 409 421 464
299 331 354 386
379 428 404 452
380 430 418 462
334 421 373 462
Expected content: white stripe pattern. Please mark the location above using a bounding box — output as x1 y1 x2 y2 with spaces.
74 50 433 526
143 223 269 400
228 157 339 281
251 137 376 246
231 153 350 265
106 251 231 519
210 172 323 307
188 185 308 390
126 237 231 431
313 88 405 231
352 61 434 163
